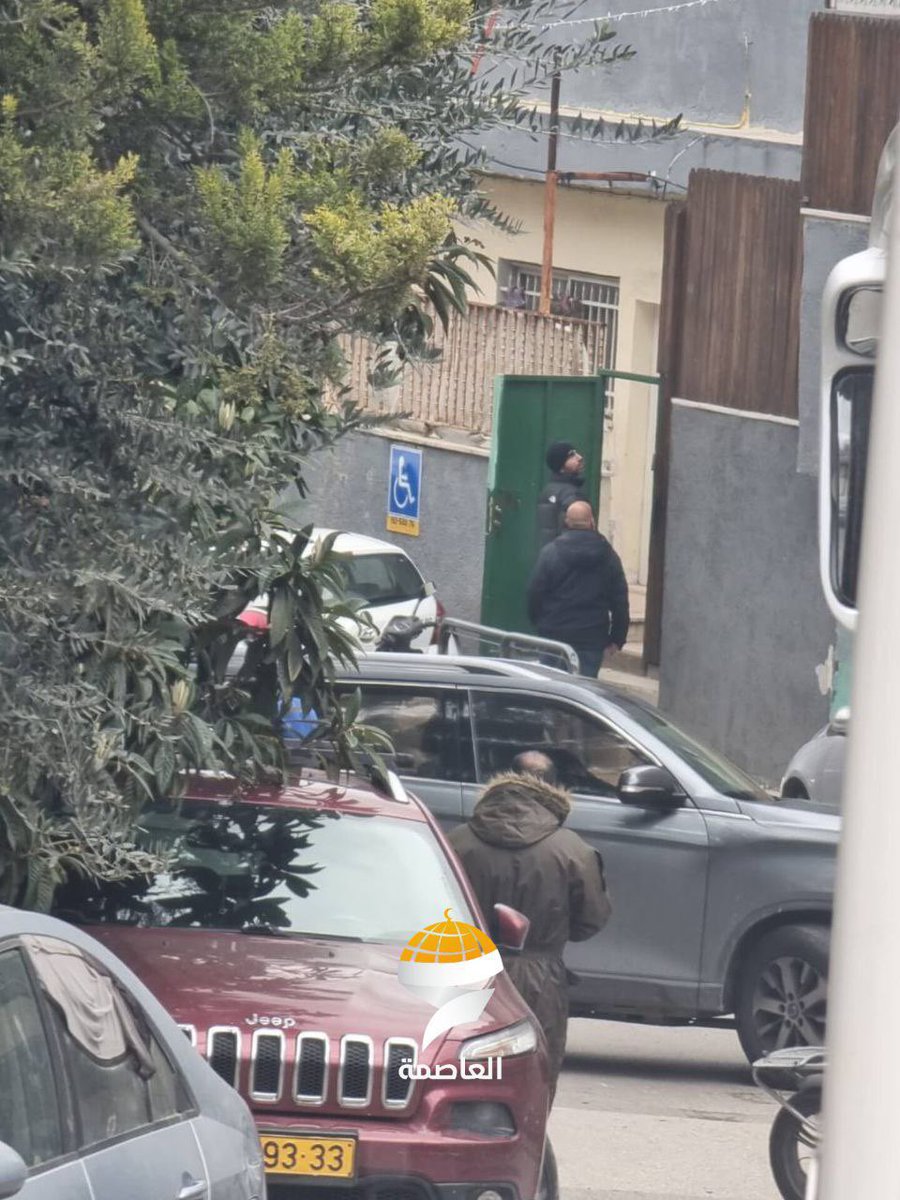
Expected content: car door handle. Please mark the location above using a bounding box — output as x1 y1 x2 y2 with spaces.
177 1178 208 1200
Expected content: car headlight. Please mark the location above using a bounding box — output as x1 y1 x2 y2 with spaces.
459 1019 537 1062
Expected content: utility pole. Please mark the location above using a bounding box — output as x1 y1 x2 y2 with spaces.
539 72 561 315
539 73 660 317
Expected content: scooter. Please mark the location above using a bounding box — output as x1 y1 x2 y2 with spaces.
374 613 434 653
753 1046 824 1200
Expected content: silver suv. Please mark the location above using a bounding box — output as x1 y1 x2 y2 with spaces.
0 906 264 1200
335 654 839 1062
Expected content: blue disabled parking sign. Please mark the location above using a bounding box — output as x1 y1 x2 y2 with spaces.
387 444 422 536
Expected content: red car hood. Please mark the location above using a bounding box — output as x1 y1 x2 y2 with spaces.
87 925 526 1055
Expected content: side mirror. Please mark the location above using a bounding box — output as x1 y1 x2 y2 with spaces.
820 251 883 631
391 752 417 772
829 706 851 735
617 765 683 809
0 1143 26 1199
493 903 530 952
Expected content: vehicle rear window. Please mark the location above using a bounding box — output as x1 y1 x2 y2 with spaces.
56 805 471 944
337 553 425 607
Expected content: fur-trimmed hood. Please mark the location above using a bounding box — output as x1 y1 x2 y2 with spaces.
469 772 572 849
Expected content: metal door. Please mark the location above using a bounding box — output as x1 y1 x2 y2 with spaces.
481 375 605 633
84 1121 209 1200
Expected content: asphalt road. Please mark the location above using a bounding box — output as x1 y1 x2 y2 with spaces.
549 1019 781 1200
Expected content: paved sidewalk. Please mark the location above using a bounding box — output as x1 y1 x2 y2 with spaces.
550 1019 779 1200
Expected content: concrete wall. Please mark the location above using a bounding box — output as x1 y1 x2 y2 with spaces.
478 122 804 192
797 214 871 475
480 0 818 190
558 0 820 133
282 431 488 624
659 402 834 785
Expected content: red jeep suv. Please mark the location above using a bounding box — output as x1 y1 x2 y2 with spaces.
55 770 553 1200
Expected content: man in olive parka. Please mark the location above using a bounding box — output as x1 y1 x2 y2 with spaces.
449 751 611 1098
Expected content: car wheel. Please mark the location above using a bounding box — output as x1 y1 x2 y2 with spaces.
735 924 829 1062
780 778 810 801
537 1138 559 1200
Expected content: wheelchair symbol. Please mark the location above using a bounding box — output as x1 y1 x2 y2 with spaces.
392 455 416 511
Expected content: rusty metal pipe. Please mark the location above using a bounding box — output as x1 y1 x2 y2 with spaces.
539 72 561 315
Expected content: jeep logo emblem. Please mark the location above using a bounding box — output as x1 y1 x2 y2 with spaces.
245 1013 297 1029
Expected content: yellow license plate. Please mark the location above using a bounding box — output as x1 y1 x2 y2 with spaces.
261 1134 356 1179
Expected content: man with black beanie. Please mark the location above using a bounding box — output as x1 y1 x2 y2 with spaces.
536 440 586 549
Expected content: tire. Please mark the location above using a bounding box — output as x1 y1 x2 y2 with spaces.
769 1087 821 1200
781 778 810 801
735 924 830 1063
537 1139 559 1200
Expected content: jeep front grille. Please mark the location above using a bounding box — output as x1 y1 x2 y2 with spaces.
296 1033 328 1103
383 1039 417 1107
340 1036 373 1106
199 1028 411 1110
251 1030 284 1101
207 1026 240 1087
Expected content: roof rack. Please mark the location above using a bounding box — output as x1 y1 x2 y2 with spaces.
353 651 561 679
437 617 580 674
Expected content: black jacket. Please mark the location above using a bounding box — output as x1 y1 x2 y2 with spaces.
526 528 630 646
536 472 585 549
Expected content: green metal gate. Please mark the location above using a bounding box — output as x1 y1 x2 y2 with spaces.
480 375 606 633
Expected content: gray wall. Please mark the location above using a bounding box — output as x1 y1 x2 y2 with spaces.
479 121 803 192
480 0 819 189
797 215 871 474
557 0 820 133
659 404 834 785
282 432 488 623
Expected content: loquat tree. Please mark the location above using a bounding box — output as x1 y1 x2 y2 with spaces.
0 0 639 906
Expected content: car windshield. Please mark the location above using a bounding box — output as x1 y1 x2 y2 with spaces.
605 692 769 802
55 803 472 943
336 552 425 607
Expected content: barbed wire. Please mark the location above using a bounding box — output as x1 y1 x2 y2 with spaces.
496 0 739 31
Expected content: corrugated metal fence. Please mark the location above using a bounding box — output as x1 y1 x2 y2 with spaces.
334 303 605 435
802 13 900 215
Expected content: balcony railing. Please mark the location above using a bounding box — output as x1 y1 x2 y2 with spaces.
332 302 607 435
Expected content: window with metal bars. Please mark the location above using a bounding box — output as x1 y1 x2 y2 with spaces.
497 259 619 376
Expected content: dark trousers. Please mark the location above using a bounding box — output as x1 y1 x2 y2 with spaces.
569 641 605 678
505 953 568 1104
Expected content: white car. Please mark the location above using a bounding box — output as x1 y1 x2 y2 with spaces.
242 528 447 652
780 708 848 806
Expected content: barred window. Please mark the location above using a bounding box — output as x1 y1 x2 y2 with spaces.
497 260 619 369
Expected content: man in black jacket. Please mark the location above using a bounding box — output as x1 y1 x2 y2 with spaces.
536 440 586 549
527 500 629 677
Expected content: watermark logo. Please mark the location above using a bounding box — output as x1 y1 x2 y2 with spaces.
398 908 502 1054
